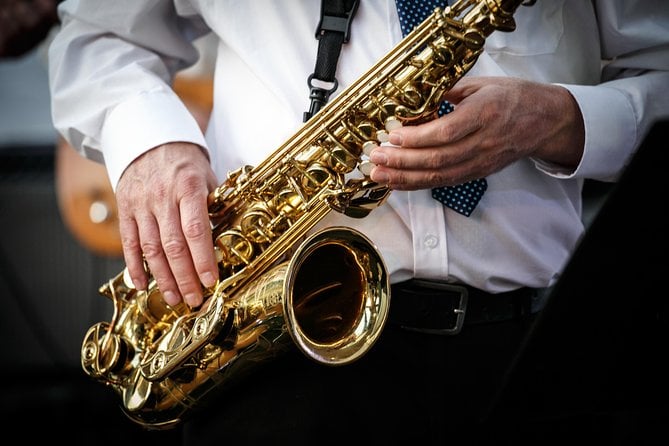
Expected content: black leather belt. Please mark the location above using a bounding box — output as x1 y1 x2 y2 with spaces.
388 279 534 335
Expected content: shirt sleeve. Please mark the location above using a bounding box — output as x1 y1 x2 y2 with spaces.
48 0 211 190
537 0 669 182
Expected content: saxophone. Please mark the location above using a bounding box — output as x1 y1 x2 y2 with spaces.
81 0 531 429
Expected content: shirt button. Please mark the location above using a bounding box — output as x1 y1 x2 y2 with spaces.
424 234 439 249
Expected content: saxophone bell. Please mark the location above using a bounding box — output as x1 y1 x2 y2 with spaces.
285 226 390 366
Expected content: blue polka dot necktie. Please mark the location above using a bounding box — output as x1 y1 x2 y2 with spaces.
395 0 487 217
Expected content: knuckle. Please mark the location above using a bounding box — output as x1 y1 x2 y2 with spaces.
153 276 178 299
480 102 502 123
140 240 164 259
427 171 444 187
178 171 206 196
176 277 198 295
392 170 408 187
121 234 141 252
162 239 189 259
183 218 210 240
390 150 412 170
152 183 169 202
425 150 443 169
436 123 456 142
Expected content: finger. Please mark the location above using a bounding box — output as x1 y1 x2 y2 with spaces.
156 207 205 308
370 133 490 189
179 189 218 290
370 140 474 172
134 213 185 307
371 121 486 171
118 213 148 291
389 107 481 149
370 154 482 190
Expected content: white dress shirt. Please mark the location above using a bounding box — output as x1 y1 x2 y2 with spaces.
49 0 669 292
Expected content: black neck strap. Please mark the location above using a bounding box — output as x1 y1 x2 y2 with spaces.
303 0 359 122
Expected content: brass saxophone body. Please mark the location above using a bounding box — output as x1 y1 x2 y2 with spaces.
80 0 530 429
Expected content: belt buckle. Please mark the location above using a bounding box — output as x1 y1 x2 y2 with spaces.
403 280 469 336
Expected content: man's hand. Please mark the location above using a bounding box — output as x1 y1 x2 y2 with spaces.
369 76 585 189
115 142 220 308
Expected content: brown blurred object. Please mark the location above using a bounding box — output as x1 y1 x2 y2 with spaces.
55 139 122 257
0 0 61 58
55 75 214 257
173 75 214 118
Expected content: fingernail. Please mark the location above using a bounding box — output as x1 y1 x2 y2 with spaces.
389 132 402 145
129 273 147 290
163 291 179 306
185 293 203 308
202 272 217 288
370 150 387 165
371 169 389 184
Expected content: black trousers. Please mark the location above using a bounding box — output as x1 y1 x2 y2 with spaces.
180 309 535 445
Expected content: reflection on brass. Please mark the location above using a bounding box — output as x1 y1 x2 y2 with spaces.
80 0 531 429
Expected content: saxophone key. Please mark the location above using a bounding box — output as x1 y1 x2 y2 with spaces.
362 140 376 156
358 160 375 177
385 116 403 131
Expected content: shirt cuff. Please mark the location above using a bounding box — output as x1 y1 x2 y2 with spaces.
100 87 209 190
534 83 636 181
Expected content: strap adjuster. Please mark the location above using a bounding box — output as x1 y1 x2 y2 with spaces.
315 0 359 43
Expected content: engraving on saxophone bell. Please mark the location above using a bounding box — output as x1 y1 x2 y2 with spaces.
80 0 532 429
260 288 282 309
